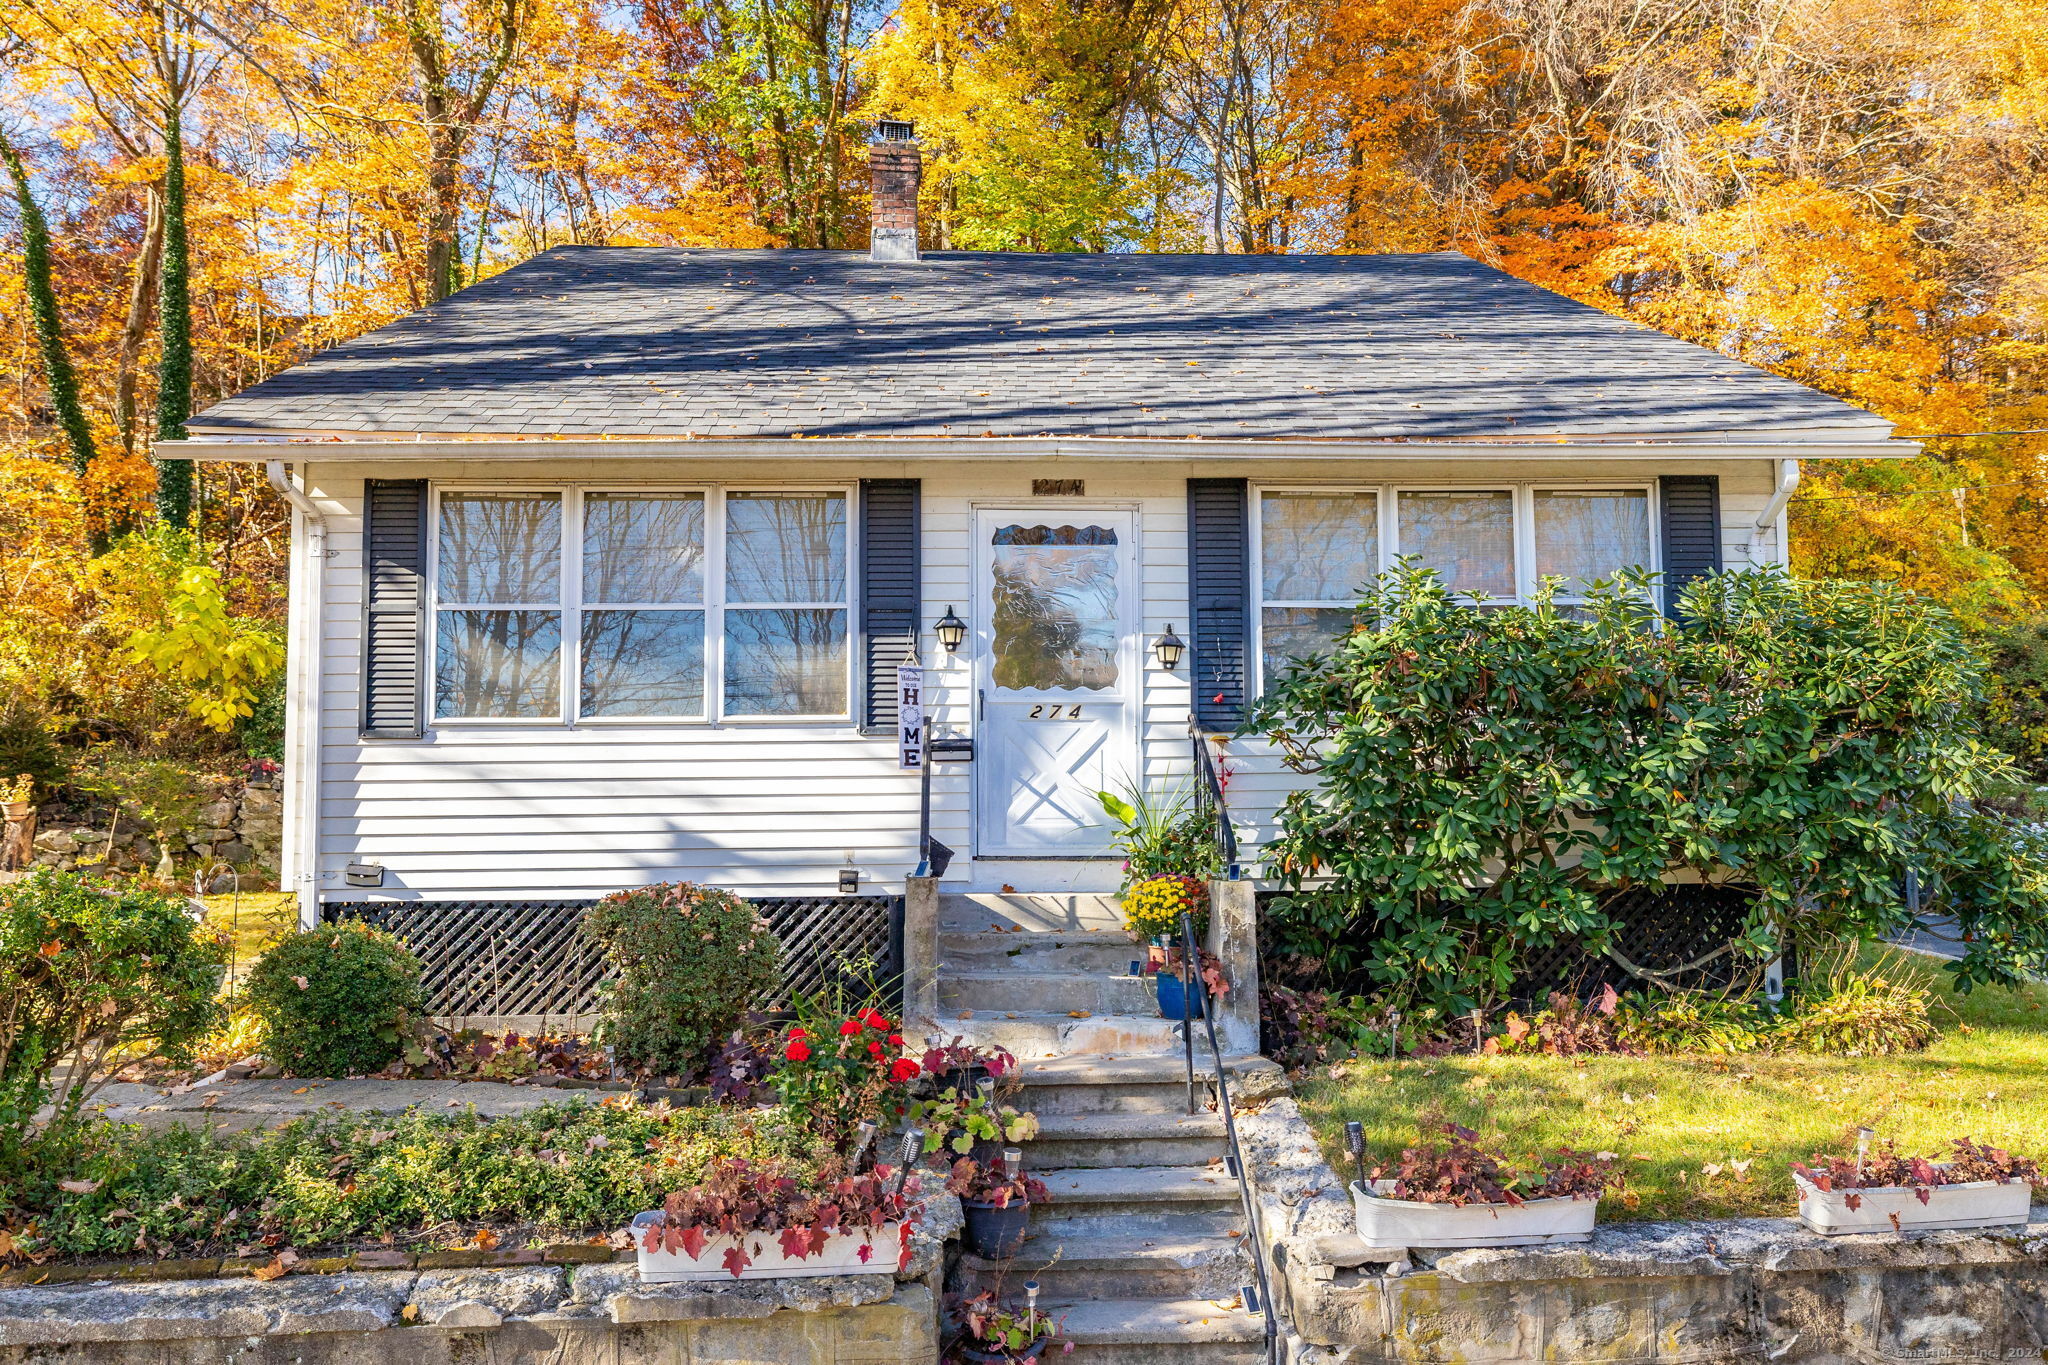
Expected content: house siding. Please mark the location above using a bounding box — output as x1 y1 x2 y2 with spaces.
292 456 1784 904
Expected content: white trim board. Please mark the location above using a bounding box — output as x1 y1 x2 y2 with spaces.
166 435 1914 463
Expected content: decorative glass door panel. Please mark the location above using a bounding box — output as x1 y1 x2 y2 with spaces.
975 511 1137 857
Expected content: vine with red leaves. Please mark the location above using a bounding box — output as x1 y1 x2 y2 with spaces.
639 1155 919 1277
1793 1138 2040 1208
1369 1123 1619 1206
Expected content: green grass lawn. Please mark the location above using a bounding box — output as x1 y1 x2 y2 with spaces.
198 891 298 987
1294 948 2048 1221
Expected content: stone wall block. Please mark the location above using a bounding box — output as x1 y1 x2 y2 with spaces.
1380 1274 1533 1361
407 1266 567 1328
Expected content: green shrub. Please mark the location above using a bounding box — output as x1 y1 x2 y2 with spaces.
1249 565 2048 1013
1975 614 2048 785
235 664 287 762
71 748 208 855
585 882 779 1079
0 869 226 1177
244 923 424 1077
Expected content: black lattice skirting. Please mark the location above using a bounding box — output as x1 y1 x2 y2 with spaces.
321 895 905 1021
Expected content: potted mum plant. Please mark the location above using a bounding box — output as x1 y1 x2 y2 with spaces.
948 1151 1051 1259
1347 1122 1617 1249
948 1285 1067 1363
1120 873 1214 1019
633 1154 918 1281
1792 1133 2040 1235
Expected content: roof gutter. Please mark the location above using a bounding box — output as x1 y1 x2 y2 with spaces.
168 435 1910 464
1750 458 1800 563
265 460 326 928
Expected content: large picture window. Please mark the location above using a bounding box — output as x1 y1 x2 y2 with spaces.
432 488 849 723
1254 483 1656 684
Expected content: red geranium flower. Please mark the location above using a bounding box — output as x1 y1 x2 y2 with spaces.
785 1040 811 1062
787 1026 808 1040
886 1033 903 1046
838 1019 863 1037
888 1057 920 1083
867 1040 884 1058
861 1009 891 1030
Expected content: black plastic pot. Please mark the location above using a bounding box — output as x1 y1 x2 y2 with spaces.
961 1197 1031 1258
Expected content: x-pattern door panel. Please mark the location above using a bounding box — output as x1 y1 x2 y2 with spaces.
974 509 1137 858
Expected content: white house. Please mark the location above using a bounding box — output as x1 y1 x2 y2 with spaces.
171 134 1907 922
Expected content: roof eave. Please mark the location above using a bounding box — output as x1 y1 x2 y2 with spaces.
167 430 1913 463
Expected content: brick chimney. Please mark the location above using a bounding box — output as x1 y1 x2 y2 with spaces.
869 121 921 262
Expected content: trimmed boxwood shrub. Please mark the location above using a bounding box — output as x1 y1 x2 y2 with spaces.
585 882 779 1079
244 923 424 1077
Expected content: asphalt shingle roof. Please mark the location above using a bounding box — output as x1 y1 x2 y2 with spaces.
191 247 1891 442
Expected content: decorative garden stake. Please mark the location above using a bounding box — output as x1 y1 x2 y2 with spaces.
1003 1146 1023 1179
852 1120 878 1170
1856 1126 1874 1178
1387 1009 1401 1059
1469 1008 1485 1055
1025 1279 1040 1332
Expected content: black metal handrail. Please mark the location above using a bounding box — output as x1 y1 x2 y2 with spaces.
1188 718 1240 880
1176 907 1278 1365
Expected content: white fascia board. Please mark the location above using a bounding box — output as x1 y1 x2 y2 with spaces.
165 432 1915 463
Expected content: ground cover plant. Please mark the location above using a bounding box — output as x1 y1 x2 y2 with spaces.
1249 567 2048 1016
1297 946 2048 1221
6 1098 819 1261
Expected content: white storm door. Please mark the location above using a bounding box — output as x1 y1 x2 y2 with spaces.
973 509 1139 858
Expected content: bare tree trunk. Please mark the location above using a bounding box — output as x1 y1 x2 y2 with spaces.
114 186 166 454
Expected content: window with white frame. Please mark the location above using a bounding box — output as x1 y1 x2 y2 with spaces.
432 488 849 722
1255 484 1656 684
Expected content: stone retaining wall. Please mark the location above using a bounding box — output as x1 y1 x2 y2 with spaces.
1236 1094 2048 1363
0 1197 959 1364
15 777 281 883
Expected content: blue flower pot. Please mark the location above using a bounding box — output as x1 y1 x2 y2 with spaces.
1155 971 1204 1021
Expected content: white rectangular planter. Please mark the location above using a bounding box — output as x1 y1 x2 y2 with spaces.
1352 1180 1597 1249
634 1222 902 1282
1793 1174 2032 1236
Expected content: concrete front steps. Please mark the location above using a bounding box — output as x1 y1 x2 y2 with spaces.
936 892 1184 1060
935 896 1277 1364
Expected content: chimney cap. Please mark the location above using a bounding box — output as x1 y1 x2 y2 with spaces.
875 119 917 143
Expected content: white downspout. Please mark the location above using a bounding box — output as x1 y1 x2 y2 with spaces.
266 460 326 929
1750 458 1800 565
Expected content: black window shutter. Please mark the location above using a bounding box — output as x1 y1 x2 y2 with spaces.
858 478 921 734
1658 475 1723 616
361 479 428 739
1188 477 1250 729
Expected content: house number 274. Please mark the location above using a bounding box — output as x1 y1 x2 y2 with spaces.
1027 704 1083 719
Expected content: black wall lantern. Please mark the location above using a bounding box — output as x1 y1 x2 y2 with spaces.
934 606 967 653
1154 624 1186 671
